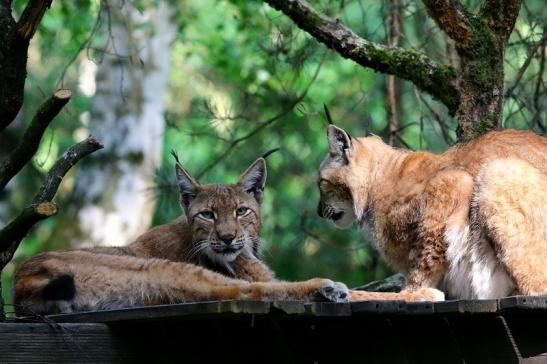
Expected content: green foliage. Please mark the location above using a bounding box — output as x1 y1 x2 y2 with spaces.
2 0 544 307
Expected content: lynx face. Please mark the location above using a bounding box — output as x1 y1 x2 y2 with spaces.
317 125 374 228
176 159 266 266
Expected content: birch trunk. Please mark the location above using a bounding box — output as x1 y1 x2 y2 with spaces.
72 1 177 246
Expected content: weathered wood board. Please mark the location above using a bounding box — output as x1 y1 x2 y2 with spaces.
1 296 546 364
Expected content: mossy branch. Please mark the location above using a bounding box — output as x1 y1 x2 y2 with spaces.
263 0 460 115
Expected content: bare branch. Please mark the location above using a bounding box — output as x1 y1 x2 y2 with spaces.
480 0 522 40
386 0 402 146
263 0 460 114
17 0 53 41
421 0 472 47
195 50 326 179
0 89 72 192
0 136 103 257
0 202 57 255
0 1 13 22
505 30 547 98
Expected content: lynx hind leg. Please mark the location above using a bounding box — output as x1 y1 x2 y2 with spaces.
474 158 547 296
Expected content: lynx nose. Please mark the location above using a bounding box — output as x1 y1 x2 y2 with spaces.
220 234 235 246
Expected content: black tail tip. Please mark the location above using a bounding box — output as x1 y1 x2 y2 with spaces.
42 274 76 301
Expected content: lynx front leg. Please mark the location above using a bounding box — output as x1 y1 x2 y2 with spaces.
351 169 475 303
211 278 349 303
231 253 275 282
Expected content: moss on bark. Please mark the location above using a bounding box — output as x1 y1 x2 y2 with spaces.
264 0 460 115
456 17 506 141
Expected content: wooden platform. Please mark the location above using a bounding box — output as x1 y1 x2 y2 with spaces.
1 296 547 363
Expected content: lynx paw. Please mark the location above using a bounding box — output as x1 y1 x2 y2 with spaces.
312 280 350 303
412 287 445 302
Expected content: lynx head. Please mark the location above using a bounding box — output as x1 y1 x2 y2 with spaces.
175 158 266 266
317 124 379 228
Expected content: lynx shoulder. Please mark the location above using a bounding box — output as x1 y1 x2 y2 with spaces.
317 126 546 301
14 157 348 315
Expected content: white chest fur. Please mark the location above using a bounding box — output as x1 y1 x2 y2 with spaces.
442 224 515 299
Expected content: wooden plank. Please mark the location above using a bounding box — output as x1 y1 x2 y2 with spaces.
311 302 351 316
351 300 407 314
446 315 520 364
405 301 435 314
41 296 547 324
390 316 464 364
434 299 499 314
500 296 547 311
502 312 547 359
293 316 407 363
272 301 309 314
0 323 139 363
47 300 273 323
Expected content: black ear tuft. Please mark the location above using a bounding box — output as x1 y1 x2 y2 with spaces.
327 125 352 164
170 149 181 164
175 163 200 212
239 158 267 203
262 147 280 159
323 103 334 125
364 116 371 136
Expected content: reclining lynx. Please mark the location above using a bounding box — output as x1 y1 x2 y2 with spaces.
14 156 348 315
318 125 546 301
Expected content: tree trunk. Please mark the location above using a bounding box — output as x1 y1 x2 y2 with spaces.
454 24 506 140
68 1 177 246
421 0 521 141
0 4 27 132
386 0 402 146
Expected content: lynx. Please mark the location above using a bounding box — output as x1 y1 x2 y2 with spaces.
14 156 348 315
317 125 546 301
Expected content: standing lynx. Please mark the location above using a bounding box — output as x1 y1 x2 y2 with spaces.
14 156 348 315
317 125 546 301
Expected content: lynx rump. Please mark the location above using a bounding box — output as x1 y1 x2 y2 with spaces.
14 156 348 315
317 125 546 301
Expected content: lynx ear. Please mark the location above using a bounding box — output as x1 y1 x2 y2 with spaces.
327 125 352 164
175 163 200 212
238 158 267 204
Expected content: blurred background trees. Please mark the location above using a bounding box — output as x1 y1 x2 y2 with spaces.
0 0 545 308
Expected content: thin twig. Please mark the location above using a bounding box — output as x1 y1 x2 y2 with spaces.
195 51 328 179
0 89 72 192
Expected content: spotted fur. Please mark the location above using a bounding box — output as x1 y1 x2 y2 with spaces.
14 158 349 315
318 125 546 301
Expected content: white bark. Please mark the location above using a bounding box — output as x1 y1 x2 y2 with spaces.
74 1 177 246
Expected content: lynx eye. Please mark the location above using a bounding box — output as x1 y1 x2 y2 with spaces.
236 207 249 216
199 211 215 220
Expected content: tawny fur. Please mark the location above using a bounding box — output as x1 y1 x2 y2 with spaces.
318 127 546 301
14 158 348 315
